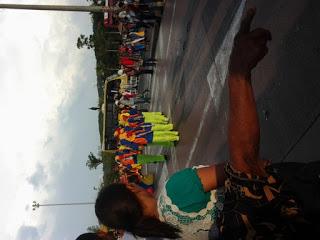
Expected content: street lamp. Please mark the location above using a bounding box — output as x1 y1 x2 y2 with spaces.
32 200 95 211
0 3 119 13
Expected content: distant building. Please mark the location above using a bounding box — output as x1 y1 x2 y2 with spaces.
101 78 119 151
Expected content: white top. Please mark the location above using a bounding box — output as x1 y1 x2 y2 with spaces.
118 11 127 19
122 231 148 240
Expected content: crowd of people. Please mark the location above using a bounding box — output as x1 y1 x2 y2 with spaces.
114 109 179 193
103 0 179 199
106 0 162 110
76 5 320 240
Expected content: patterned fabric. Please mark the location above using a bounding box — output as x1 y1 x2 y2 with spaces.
217 163 305 240
157 166 224 239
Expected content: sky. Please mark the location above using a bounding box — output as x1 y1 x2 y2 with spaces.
0 0 103 239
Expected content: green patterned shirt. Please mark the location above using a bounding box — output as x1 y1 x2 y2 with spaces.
157 167 224 239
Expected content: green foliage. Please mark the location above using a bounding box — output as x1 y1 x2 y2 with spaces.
98 109 104 144
77 34 95 49
101 151 119 185
86 150 118 186
80 0 121 187
87 225 100 233
86 152 103 170
86 14 122 139
77 1 122 104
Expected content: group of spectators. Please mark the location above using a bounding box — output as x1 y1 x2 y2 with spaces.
105 0 163 110
104 0 174 196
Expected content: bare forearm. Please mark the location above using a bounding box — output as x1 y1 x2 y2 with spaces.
226 8 271 176
228 73 261 174
196 163 226 191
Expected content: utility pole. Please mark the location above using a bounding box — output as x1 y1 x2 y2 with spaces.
0 3 118 13
32 200 94 211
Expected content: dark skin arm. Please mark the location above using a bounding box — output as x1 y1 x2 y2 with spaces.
228 8 271 176
195 8 272 191
196 164 226 191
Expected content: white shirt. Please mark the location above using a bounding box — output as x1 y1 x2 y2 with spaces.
121 231 146 240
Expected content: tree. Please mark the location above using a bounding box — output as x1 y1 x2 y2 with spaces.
86 152 103 170
77 34 95 49
101 151 118 185
89 106 100 111
87 225 100 233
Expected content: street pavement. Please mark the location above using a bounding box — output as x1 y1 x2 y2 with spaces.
144 0 320 193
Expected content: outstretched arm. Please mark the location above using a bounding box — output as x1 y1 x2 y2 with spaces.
228 8 271 176
196 9 272 191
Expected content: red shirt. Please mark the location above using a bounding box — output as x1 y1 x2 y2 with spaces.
120 57 135 67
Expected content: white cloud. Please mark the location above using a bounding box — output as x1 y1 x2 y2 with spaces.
0 1 96 239
16 225 40 240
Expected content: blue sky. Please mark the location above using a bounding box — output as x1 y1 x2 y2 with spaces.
0 0 103 239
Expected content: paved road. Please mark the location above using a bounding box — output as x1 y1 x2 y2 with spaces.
145 0 320 191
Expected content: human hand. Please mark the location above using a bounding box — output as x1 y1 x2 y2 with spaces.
229 8 272 76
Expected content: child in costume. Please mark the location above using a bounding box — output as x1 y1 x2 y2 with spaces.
114 126 179 147
115 149 166 165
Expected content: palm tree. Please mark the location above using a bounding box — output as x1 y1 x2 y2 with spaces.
77 34 95 49
86 152 103 170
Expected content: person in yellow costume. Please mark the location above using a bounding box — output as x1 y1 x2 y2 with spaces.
118 110 169 126
114 126 179 146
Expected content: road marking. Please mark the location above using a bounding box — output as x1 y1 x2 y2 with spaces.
156 162 168 198
185 95 212 168
185 1 246 168
170 141 178 171
157 26 164 59
207 61 222 110
166 0 177 58
209 0 245 111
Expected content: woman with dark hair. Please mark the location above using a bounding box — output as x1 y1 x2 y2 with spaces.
95 184 180 238
75 232 115 240
95 183 181 239
95 162 226 239
76 233 100 240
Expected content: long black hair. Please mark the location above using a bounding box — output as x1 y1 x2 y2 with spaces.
75 233 100 240
75 232 117 240
95 183 181 239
